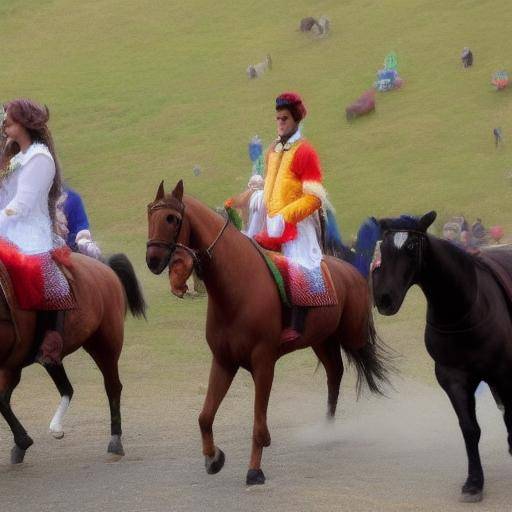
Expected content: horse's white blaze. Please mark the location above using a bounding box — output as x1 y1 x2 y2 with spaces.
393 232 409 249
49 395 70 435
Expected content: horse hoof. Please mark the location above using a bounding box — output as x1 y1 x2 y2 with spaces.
107 435 125 456
460 482 483 503
205 447 225 474
246 468 265 485
50 428 64 439
460 491 483 503
10 445 26 464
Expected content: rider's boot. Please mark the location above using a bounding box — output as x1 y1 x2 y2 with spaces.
37 310 65 366
280 307 308 344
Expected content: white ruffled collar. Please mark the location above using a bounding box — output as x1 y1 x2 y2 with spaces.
15 142 53 166
274 129 303 152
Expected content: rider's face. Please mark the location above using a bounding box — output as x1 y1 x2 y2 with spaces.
2 114 27 144
276 109 298 138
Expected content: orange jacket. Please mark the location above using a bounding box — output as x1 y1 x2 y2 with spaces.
263 139 325 225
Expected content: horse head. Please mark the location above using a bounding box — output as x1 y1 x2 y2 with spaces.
372 211 436 315
146 180 187 275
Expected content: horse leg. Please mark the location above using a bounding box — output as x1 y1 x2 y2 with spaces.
44 363 74 439
198 357 237 475
247 357 274 486
0 369 33 463
313 339 344 420
491 381 512 454
84 338 124 457
435 363 482 502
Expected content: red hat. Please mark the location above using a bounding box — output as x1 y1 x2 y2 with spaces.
275 92 307 122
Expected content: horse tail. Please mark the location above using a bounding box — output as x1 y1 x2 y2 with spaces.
107 254 147 319
343 310 395 396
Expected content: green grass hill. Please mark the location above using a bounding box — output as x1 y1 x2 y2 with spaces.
1 0 511 378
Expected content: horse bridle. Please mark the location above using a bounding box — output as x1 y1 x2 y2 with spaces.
383 228 427 273
146 197 230 279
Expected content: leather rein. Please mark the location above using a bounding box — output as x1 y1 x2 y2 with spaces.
146 198 230 279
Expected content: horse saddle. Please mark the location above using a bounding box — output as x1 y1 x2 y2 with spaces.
0 259 39 362
250 239 338 307
479 248 512 308
0 256 76 366
0 243 76 312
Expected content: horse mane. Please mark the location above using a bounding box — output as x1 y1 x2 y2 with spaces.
381 215 422 232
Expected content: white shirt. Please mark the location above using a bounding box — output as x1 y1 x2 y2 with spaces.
0 143 56 254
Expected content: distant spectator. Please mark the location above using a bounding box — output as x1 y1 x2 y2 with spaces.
472 218 487 246
493 128 503 148
461 48 473 68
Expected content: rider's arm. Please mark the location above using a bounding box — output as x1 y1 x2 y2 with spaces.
3 154 55 217
279 142 324 225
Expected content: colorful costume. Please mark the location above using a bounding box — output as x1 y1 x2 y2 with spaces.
252 92 335 325
254 128 325 270
0 142 74 311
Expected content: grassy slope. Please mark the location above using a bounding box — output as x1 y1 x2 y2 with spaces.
0 0 510 382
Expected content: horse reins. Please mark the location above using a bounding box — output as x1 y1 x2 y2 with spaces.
146 198 230 279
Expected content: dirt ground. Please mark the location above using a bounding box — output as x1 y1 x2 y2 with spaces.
1 347 512 512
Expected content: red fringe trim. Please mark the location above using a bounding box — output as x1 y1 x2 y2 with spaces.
51 246 73 268
254 222 297 251
0 239 44 309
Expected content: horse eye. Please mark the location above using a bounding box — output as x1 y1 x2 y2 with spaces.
166 215 176 224
405 240 416 251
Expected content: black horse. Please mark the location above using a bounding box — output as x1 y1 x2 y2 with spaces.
372 211 512 502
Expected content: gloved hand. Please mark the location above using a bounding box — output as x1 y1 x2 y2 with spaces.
267 214 285 238
76 229 102 259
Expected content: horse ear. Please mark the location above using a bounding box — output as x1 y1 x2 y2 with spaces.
172 180 184 202
419 211 437 231
378 218 388 232
155 181 165 201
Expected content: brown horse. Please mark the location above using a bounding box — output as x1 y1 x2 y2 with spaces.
146 180 391 485
0 252 146 464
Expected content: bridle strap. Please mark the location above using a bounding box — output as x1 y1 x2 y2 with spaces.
146 211 231 279
383 228 427 272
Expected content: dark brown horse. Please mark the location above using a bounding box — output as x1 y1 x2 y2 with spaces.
146 180 391 485
0 252 145 464
372 211 512 502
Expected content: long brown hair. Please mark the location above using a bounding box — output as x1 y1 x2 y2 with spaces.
0 99 63 227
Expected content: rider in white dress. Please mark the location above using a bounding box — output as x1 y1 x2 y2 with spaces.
0 99 67 365
0 142 57 253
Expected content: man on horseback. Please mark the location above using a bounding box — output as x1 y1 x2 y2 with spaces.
254 92 327 344
0 98 72 365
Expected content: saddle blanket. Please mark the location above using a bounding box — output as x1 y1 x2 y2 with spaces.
265 251 338 307
0 238 76 311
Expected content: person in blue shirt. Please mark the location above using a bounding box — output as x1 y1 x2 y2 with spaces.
57 187 101 258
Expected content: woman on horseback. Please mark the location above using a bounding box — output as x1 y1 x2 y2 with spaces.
0 98 68 364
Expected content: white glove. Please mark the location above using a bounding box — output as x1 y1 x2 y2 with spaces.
76 229 102 259
267 214 285 238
